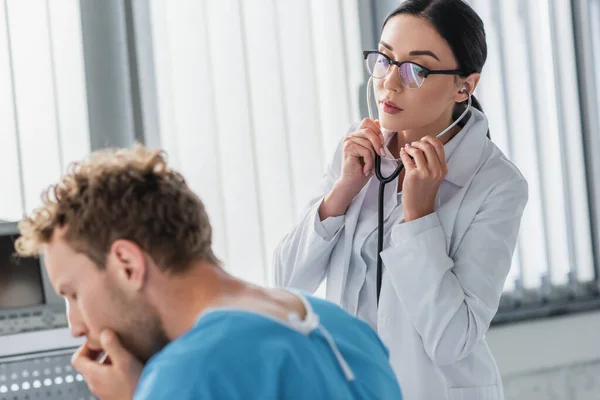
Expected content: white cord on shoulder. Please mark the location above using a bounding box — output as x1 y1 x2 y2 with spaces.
288 312 356 381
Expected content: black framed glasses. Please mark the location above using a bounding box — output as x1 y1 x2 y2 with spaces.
363 50 463 89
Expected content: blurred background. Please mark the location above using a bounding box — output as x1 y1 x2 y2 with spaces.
0 0 599 399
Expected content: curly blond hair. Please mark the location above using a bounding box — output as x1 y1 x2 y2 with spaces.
15 143 219 272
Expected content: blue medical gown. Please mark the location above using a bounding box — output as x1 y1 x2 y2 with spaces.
133 294 402 399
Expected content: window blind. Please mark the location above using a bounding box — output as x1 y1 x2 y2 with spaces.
148 0 597 310
0 0 89 221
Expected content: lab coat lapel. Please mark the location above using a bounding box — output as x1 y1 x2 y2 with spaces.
329 110 490 304
328 157 399 307
435 109 490 253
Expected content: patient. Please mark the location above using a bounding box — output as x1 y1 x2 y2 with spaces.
15 144 402 400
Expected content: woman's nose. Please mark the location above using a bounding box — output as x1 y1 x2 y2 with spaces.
383 65 402 92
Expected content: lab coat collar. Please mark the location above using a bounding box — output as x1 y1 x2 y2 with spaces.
374 108 489 214
378 108 488 188
443 108 489 187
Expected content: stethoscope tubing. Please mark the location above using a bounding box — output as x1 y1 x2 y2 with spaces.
367 77 472 305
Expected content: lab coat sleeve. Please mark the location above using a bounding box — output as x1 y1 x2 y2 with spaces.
272 125 356 291
380 173 528 367
314 214 345 241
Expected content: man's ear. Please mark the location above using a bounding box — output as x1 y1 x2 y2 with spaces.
106 239 147 291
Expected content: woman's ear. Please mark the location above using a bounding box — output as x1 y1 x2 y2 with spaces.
455 72 481 102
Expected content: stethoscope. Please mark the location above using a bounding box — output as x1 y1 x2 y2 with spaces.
365 76 472 304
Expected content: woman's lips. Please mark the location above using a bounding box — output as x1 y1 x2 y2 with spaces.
381 100 403 115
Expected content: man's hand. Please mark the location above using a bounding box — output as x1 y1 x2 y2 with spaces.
72 330 143 400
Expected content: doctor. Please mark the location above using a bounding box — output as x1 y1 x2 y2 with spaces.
273 1 528 399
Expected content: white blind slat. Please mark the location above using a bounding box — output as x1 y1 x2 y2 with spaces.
148 0 180 171
275 1 325 214
310 0 353 160
498 0 548 291
7 0 62 215
47 0 90 172
204 0 265 284
593 0 600 124
552 0 595 283
149 0 229 266
0 0 89 222
528 0 570 287
472 0 520 292
0 0 24 221
241 0 295 272
341 0 364 125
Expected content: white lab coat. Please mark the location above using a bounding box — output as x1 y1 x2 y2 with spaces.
273 109 528 400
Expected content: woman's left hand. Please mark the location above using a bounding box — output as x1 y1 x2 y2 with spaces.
399 136 448 222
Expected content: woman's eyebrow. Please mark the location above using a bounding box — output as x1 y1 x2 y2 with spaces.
379 40 393 52
409 50 441 62
378 41 441 62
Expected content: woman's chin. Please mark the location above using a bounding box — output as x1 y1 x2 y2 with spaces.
379 115 405 133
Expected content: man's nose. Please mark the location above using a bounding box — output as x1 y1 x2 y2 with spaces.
67 304 88 337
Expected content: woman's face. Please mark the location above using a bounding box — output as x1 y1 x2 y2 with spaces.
374 15 468 133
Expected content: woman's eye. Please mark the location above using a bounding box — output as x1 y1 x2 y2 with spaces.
410 64 426 77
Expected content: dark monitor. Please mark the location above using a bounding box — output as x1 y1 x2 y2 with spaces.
0 222 68 339
0 223 86 398
0 234 45 309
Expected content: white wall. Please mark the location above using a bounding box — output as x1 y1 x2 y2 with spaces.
488 311 600 399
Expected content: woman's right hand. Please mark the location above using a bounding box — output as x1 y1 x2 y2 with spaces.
319 119 386 220
338 118 386 192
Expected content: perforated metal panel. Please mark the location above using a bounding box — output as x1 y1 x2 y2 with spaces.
0 350 94 400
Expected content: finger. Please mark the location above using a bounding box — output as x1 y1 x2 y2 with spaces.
363 119 384 141
399 147 415 170
350 126 384 156
347 135 376 152
354 148 375 177
71 342 93 362
71 341 101 366
410 140 441 168
404 144 427 170
345 138 375 175
72 343 107 379
358 117 378 131
361 128 386 156
100 330 134 368
420 136 447 172
358 119 385 150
